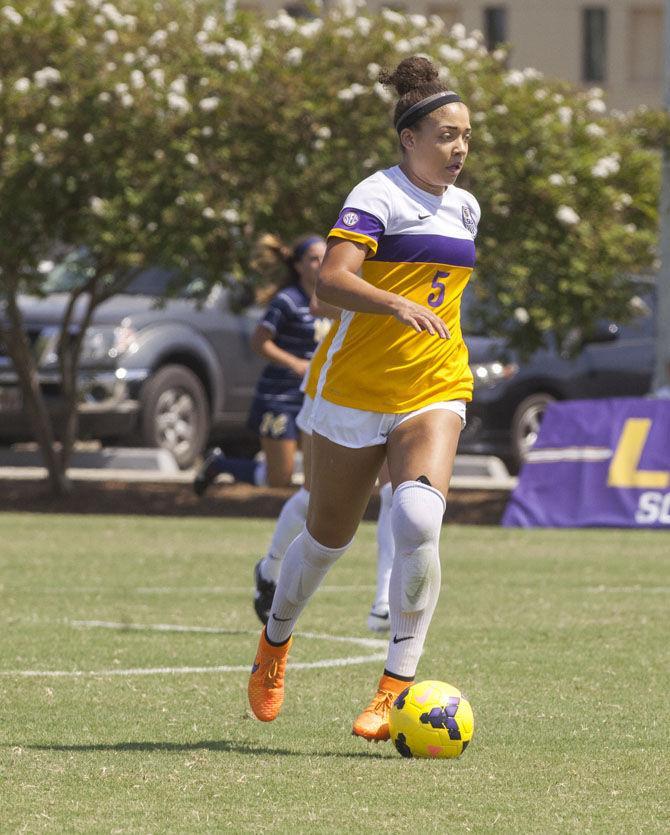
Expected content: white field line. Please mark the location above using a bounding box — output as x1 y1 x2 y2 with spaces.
0 655 388 679
0 620 387 678
68 620 387 649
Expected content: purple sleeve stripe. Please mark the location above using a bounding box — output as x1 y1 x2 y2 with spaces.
332 207 385 241
370 233 476 268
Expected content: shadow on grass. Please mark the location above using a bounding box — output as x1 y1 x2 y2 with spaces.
19 739 392 759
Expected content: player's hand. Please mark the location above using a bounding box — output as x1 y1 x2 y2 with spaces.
391 296 450 339
291 358 310 377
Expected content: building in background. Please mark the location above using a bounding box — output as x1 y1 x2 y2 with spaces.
248 0 662 111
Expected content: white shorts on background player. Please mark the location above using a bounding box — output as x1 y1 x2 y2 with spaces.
308 397 466 449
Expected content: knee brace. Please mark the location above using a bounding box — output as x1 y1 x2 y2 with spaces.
284 526 351 605
391 480 446 613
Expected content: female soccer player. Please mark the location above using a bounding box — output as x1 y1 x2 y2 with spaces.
252 306 395 631
194 235 326 490
248 55 479 741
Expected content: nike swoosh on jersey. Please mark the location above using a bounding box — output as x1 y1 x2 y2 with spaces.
418 213 432 219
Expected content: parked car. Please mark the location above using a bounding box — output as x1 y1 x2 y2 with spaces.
0 264 266 468
459 283 656 470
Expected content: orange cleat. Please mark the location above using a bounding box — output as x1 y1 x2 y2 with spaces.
352 673 414 741
247 628 292 722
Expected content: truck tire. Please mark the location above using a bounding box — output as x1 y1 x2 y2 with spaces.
140 364 209 469
510 392 556 471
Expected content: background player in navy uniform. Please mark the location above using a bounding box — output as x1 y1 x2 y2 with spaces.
194 235 326 491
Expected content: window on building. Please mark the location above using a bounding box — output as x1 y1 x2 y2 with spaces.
483 6 508 52
629 6 663 83
426 3 462 30
582 7 608 83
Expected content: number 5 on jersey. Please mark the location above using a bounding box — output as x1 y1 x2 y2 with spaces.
427 270 450 308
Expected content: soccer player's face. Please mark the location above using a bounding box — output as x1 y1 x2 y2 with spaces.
295 241 326 290
405 103 471 190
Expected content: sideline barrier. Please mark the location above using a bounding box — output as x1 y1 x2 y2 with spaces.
503 398 670 528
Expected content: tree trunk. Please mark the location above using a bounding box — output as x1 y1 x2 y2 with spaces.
55 267 143 469
2 291 72 495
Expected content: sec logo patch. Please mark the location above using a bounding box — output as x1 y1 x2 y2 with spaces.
341 211 359 227
461 205 477 236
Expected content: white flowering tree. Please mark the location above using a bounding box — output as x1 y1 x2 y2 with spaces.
0 0 666 494
0 0 254 493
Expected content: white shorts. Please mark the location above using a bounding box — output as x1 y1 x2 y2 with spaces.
295 394 314 436
309 397 466 449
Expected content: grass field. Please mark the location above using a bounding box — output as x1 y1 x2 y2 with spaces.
0 513 668 833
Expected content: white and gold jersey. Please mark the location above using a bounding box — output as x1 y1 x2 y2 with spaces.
319 165 480 413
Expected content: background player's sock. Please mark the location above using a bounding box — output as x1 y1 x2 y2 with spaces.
385 480 445 678
265 527 350 644
259 487 310 583
215 455 266 485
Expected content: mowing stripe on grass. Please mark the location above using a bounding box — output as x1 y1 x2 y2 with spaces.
7 584 377 595
586 585 670 593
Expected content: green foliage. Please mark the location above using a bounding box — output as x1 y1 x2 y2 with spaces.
1 0 668 349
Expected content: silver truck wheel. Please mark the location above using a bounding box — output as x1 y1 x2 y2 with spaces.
140 365 209 469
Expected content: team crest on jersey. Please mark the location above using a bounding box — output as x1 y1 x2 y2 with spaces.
341 211 359 227
461 205 477 236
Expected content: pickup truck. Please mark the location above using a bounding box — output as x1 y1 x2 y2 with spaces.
0 266 265 468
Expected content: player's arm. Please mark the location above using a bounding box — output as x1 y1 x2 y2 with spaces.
317 238 450 339
250 324 309 376
309 291 340 320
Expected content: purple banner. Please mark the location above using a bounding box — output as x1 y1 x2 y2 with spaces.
503 398 670 528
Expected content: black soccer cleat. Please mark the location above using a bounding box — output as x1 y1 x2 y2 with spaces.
253 559 277 625
193 447 223 497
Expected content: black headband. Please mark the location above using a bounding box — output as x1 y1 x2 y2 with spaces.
292 235 324 261
395 91 462 134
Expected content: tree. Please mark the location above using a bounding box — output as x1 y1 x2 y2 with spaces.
1 0 666 495
0 0 253 493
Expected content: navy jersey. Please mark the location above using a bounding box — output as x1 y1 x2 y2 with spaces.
254 283 317 407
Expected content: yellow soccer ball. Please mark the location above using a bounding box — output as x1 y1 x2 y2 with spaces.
389 680 474 759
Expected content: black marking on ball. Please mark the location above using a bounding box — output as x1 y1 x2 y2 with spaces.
394 687 410 710
394 732 413 758
419 697 462 740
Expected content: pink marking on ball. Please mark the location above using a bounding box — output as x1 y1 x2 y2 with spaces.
427 745 442 757
414 687 436 705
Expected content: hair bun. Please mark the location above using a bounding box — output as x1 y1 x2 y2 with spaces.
379 56 439 96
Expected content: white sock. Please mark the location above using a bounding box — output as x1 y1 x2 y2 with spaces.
372 482 394 612
259 487 310 583
385 480 445 679
253 459 267 486
265 527 351 644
